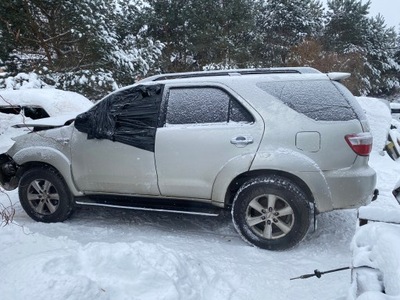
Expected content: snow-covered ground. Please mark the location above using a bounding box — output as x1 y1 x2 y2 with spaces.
0 191 363 300
1 96 400 300
348 97 400 299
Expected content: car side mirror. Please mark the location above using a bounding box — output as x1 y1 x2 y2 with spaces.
74 111 91 134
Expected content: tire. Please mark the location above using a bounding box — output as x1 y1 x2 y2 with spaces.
232 175 311 250
18 166 75 223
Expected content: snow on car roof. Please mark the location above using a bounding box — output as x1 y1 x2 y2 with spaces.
0 88 93 116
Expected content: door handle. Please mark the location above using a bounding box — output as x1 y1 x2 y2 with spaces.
230 136 253 148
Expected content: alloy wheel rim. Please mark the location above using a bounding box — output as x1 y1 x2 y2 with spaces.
27 179 60 215
245 194 295 240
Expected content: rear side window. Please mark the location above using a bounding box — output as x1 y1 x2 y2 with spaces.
166 87 254 125
257 80 357 121
332 81 366 123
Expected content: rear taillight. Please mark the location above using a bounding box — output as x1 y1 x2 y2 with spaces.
345 133 373 156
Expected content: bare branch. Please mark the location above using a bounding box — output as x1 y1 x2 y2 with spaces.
43 30 71 43
0 189 16 227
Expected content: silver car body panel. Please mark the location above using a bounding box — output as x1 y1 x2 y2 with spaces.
156 123 261 199
155 82 264 200
70 129 160 195
1 71 376 214
7 126 82 196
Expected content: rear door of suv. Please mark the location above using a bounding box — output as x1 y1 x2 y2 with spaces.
155 83 263 200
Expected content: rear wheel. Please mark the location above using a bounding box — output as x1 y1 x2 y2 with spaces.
232 176 311 250
19 166 75 222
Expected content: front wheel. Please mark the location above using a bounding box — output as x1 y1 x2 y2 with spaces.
19 166 75 222
232 176 311 250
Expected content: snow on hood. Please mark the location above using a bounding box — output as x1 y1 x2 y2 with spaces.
0 112 29 153
0 88 93 116
0 88 93 153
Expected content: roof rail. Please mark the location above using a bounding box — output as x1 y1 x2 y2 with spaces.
140 67 321 82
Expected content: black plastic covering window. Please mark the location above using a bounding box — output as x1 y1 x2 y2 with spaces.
74 84 164 152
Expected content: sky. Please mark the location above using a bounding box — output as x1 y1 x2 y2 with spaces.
368 0 400 29
321 0 400 30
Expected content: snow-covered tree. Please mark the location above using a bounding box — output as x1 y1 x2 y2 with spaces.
1 0 398 98
324 0 399 95
324 0 370 51
364 15 399 95
143 0 256 72
0 0 163 99
189 0 256 69
252 0 324 66
393 28 400 92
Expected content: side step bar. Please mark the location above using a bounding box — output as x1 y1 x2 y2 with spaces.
75 196 222 217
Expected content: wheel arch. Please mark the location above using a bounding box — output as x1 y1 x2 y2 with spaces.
231 172 312 250
223 169 315 208
18 163 76 222
12 147 82 196
212 150 334 212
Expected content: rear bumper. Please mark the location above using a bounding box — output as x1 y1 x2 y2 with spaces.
322 160 376 211
0 154 19 191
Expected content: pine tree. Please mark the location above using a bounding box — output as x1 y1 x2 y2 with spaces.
0 0 163 98
364 15 399 95
324 0 370 52
394 28 400 90
142 0 257 72
253 0 324 66
324 0 400 95
141 0 192 72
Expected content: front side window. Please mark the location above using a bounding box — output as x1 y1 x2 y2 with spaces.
75 84 164 152
166 87 253 125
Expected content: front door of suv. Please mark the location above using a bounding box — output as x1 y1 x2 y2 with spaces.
155 84 263 200
70 85 163 195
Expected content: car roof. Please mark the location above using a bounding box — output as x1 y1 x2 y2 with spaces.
136 68 349 86
98 68 350 101
139 67 321 82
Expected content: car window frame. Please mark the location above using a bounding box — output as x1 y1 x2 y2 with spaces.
159 83 255 127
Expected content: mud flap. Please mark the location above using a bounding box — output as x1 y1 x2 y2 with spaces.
0 154 19 190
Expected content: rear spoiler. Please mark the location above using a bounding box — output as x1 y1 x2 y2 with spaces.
327 72 351 81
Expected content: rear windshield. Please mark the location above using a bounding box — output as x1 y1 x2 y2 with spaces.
257 80 358 121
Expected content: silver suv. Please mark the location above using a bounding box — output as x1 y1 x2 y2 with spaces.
0 68 376 250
